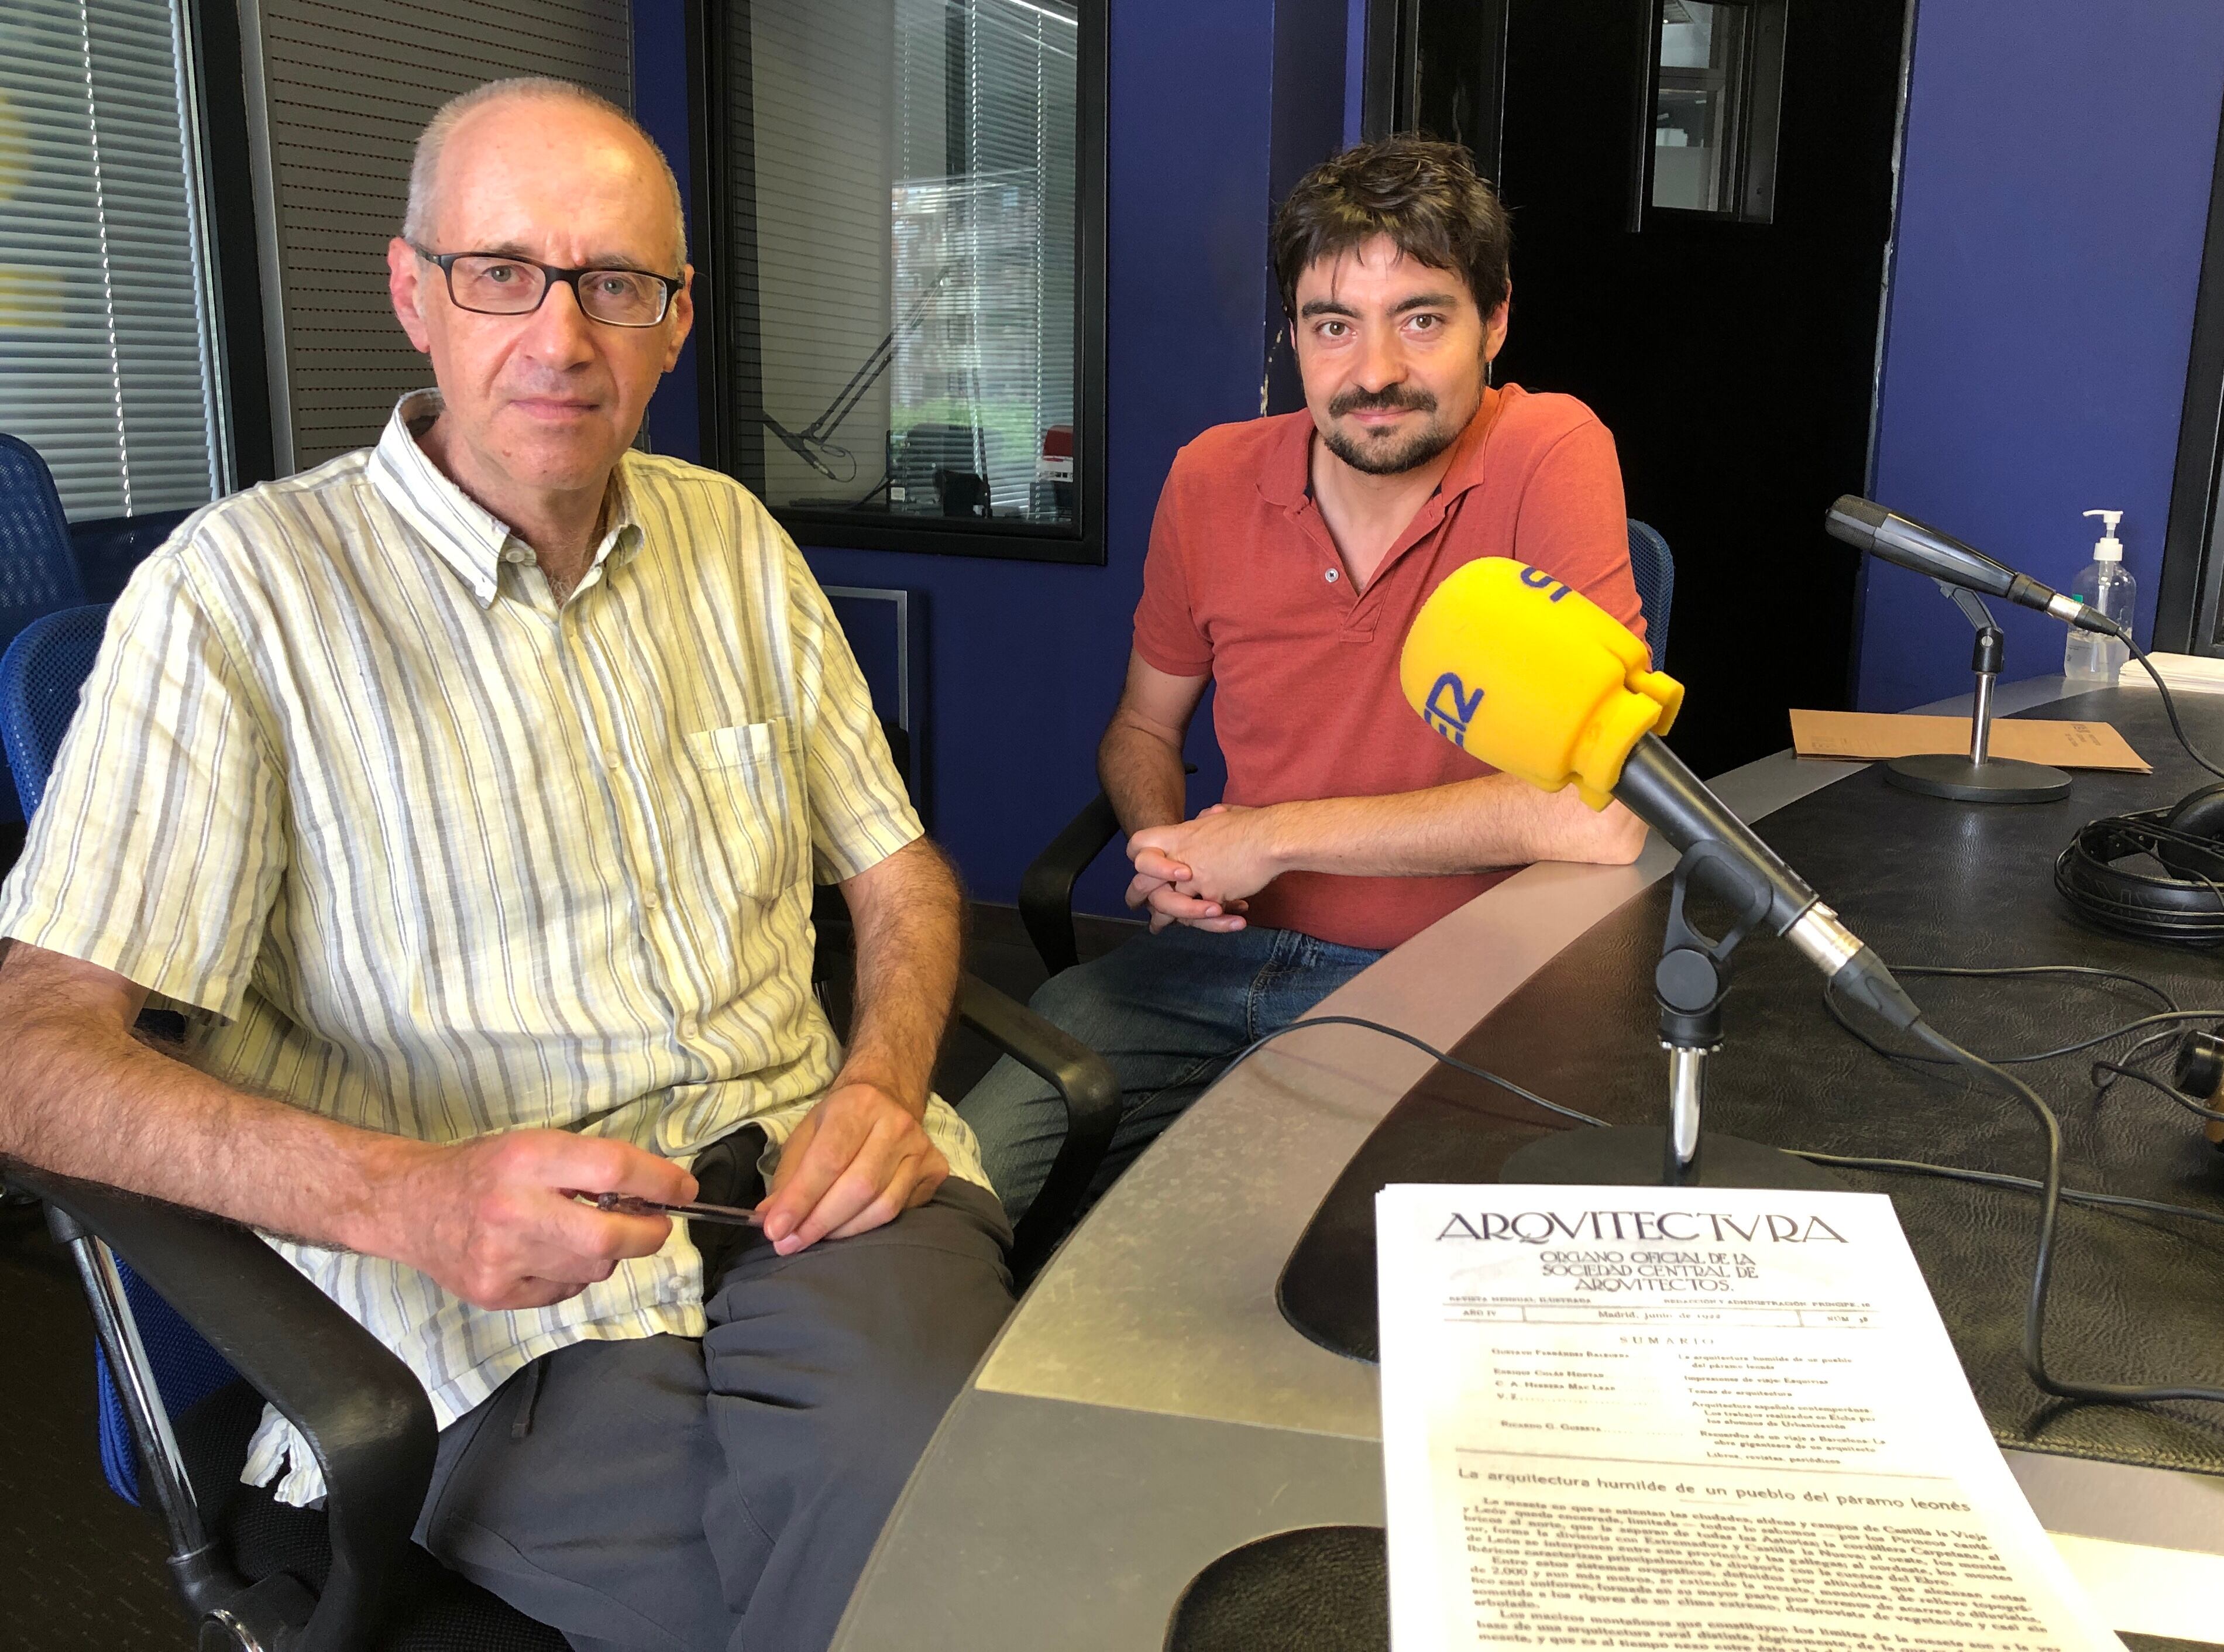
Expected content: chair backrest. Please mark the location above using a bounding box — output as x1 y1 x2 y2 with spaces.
0 599 242 1502
70 505 194 603
0 436 86 823
95 1273 243 1504
1627 518 1675 667
0 602 110 820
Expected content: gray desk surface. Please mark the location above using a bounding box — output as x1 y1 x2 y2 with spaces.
836 680 2224 1650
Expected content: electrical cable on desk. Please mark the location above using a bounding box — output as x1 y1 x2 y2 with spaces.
1821 962 2217 1070
2127 639 2224 784
1898 1019 2224 1405
1213 1013 1608 1130
2089 1055 2224 1125
1782 1149 2224 1229
1226 1011 2219 1226
1240 1008 2224 1406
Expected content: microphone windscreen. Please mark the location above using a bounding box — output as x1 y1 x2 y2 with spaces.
1400 558 1684 808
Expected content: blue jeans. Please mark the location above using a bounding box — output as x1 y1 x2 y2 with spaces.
958 923 1386 1225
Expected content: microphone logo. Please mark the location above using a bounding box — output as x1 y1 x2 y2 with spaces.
1518 566 1574 602
1422 672 1483 747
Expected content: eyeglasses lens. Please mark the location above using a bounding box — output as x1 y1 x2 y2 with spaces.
449 256 666 325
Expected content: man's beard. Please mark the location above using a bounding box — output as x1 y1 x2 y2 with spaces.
1319 384 1462 476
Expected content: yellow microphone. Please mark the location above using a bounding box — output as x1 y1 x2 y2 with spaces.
1400 557 1922 1030
1399 558 1683 808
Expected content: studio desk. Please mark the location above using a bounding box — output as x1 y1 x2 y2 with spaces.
837 679 2224 1652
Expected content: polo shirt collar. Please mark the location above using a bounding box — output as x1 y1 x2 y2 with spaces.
368 389 645 609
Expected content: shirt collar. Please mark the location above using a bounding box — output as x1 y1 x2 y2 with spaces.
367 389 645 609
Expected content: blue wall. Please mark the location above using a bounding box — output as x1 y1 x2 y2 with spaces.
635 0 700 467
1858 0 2224 710
634 0 1350 911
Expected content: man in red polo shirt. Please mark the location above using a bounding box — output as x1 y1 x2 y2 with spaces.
961 136 1648 1222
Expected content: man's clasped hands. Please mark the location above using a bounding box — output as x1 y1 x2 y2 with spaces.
1126 802 1283 935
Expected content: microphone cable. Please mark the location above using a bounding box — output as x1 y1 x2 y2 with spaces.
2125 638 2224 784
1226 1000 2224 1407
1820 961 2224 1070
1897 1017 2224 1406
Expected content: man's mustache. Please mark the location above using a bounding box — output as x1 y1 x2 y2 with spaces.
1329 385 1437 418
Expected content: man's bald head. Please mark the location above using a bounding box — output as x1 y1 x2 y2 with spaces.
404 77 686 272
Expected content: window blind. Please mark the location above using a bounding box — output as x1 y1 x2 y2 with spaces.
901 0 1077 519
0 0 225 520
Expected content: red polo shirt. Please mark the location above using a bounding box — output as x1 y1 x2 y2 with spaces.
1132 384 1644 952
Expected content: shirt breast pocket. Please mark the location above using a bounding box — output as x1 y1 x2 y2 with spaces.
683 720 807 900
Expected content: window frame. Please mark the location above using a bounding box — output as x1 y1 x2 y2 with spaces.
2157 93 2224 653
1631 0 1786 231
686 0 1108 565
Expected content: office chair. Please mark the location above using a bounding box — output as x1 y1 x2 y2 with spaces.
70 506 195 602
2 603 1117 1651
0 434 87 826
1624 518 1675 667
1018 522 1678 977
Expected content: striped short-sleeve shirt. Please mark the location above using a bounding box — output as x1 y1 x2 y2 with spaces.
0 390 987 1504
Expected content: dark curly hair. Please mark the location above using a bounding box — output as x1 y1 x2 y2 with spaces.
1270 135 1511 321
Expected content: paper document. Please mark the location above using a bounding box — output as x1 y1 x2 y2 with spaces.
2114 651 2224 697
1789 709 2149 771
1376 1184 2123 1651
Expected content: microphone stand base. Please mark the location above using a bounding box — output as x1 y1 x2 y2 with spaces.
1500 1127 1841 1190
1883 753 2070 804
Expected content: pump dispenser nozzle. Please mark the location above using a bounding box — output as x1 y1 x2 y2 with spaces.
2084 509 2125 561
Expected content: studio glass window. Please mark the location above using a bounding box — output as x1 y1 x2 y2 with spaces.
697 0 1105 562
0 0 229 518
1643 0 1785 225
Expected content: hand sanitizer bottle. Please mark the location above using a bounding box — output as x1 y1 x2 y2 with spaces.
2063 510 2134 684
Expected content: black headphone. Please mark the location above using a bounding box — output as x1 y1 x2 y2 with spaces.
2055 782 2224 945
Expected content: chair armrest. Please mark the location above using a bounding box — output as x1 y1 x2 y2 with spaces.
1018 765 1195 977
20 1168 433 1652
1018 791 1120 977
955 974 1119 1279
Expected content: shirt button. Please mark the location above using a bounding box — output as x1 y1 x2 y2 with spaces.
1325 568 1340 582
502 545 532 565
641 889 662 913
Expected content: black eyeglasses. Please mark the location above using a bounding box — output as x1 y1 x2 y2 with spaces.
411 245 682 327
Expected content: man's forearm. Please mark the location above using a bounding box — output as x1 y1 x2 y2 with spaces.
836 839 964 1113
2 961 417 1253
1258 774 1646 879
1098 719 1188 836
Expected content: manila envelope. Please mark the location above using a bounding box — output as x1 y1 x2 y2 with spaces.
1789 709 2150 772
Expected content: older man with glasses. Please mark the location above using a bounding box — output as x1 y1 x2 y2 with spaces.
0 77 1010 1652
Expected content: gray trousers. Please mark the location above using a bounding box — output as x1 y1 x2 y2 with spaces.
411 1135 1013 1652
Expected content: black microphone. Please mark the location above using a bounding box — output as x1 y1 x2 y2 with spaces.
1824 496 2127 638
1614 733 1921 1030
1397 559 1924 1031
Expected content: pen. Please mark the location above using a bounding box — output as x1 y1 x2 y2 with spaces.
592 1192 766 1228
